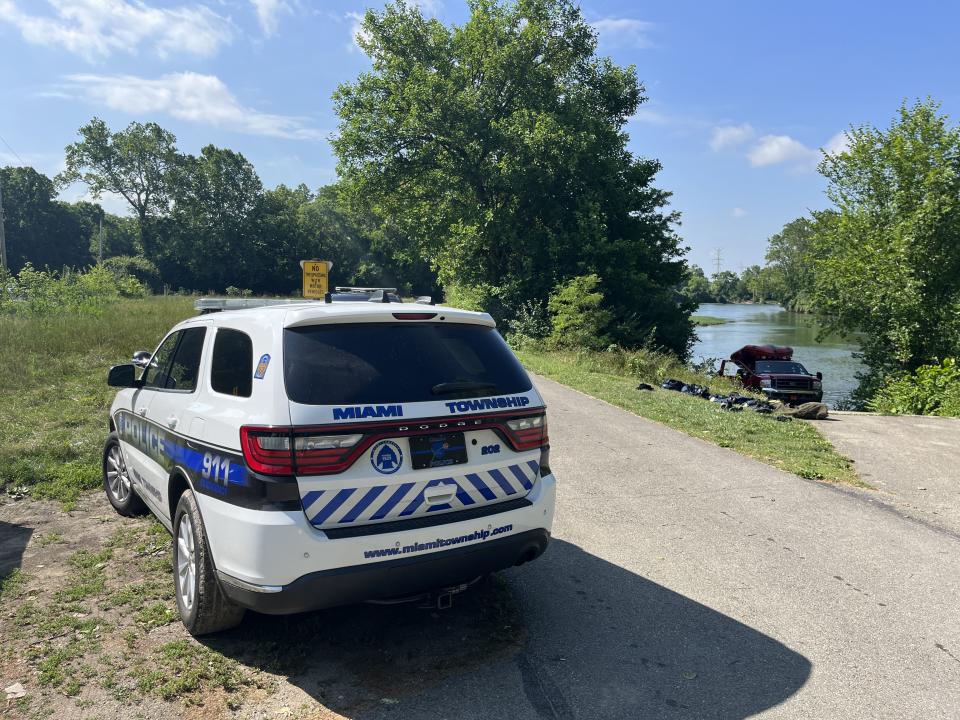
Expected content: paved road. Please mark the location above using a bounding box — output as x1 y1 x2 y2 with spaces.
351 375 960 719
818 413 960 535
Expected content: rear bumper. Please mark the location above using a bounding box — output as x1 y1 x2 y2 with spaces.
219 528 550 614
763 389 823 403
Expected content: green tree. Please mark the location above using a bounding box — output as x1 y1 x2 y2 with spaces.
332 0 693 354
547 273 612 350
709 270 745 303
765 217 817 310
59 118 179 258
812 99 960 397
164 145 263 290
0 166 89 270
680 265 713 303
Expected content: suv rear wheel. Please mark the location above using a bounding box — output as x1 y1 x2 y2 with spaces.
173 490 245 635
102 433 147 516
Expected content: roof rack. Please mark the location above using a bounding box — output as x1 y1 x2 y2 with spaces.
194 298 310 314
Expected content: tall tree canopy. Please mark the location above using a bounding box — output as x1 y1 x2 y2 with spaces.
58 118 179 258
333 0 693 354
812 99 960 394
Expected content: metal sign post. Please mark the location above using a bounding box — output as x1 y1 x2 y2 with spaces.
301 260 332 299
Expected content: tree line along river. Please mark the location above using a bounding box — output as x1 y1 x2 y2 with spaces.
692 303 864 408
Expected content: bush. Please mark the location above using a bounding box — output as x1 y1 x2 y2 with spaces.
869 358 960 416
0 264 147 317
506 300 550 350
102 255 160 291
547 274 612 351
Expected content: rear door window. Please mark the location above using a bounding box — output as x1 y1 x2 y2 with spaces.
211 329 253 398
284 323 532 405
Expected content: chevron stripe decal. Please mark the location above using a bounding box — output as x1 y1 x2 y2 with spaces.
301 462 539 530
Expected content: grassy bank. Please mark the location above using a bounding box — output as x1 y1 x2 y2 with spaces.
517 348 862 487
691 314 727 326
0 296 195 506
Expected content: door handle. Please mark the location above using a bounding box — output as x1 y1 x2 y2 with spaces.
166 415 178 429
424 487 455 505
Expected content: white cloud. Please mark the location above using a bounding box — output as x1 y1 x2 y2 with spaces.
747 134 819 168
710 123 754 151
591 17 654 48
65 72 325 141
410 0 442 16
731 207 747 219
345 10 367 52
0 0 232 61
823 131 850 156
249 0 290 37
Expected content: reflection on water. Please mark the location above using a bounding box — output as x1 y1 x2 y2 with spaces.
692 303 863 408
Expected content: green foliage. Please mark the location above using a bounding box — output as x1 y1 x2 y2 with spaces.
869 358 960 416
0 166 91 271
333 0 694 354
709 270 748 303
547 274 612 350
679 265 713 303
765 217 818 311
0 264 147 317
506 299 551 349
101 255 160 290
811 100 960 398
58 117 179 257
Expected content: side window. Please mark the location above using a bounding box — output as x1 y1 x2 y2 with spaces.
211 329 253 398
142 331 182 389
165 327 206 392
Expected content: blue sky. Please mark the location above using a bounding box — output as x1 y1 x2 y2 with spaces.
1 0 957 272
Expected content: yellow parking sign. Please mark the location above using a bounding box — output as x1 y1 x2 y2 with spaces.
301 260 332 299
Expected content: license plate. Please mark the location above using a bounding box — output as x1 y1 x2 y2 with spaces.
409 432 468 470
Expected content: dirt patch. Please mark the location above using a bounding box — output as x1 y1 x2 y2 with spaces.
0 494 524 719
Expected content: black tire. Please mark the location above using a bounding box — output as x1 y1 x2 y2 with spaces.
173 490 245 635
102 433 148 517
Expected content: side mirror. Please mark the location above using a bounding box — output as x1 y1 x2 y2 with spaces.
131 350 152 369
108 364 141 388
816 371 823 381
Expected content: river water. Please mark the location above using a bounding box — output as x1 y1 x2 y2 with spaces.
691 303 864 408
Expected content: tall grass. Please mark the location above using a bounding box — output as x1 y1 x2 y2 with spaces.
0 296 195 506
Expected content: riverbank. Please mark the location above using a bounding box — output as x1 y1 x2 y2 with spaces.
516 348 862 487
691 314 726 326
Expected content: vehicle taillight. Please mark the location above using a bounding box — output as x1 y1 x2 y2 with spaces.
241 427 364 475
505 414 548 451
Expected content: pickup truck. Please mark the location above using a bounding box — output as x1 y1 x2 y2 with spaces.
718 344 823 404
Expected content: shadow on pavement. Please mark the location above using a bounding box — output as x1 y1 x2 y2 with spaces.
0 520 33 579
202 539 810 719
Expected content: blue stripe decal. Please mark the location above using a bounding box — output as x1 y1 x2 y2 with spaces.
310 488 356 525
465 473 496 501
399 490 426 517
301 490 324 510
339 485 386 523
161 439 248 486
509 464 533 491
527 460 540 476
488 468 517 496
453 480 476 506
370 482 416 520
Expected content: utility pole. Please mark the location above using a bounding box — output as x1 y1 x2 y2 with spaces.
0 177 7 272
712 247 723 276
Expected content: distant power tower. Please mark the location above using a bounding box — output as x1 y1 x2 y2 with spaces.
711 248 723 276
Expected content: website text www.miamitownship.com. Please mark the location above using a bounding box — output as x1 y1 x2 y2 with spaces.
363 524 513 559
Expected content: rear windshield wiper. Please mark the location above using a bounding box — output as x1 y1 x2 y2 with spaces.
431 381 498 396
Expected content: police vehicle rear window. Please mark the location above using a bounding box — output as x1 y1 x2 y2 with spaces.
283 323 532 405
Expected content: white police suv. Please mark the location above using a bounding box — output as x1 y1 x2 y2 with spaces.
103 296 555 634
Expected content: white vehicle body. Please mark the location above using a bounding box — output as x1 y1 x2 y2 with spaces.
107 300 555 617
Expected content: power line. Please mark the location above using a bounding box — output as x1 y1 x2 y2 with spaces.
712 248 723 276
0 131 25 166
